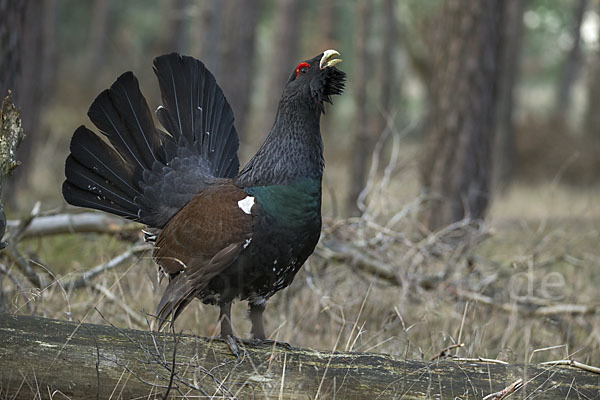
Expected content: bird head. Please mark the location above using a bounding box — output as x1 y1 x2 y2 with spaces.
283 49 346 113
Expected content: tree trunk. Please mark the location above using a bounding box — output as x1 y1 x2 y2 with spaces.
0 0 27 100
583 4 600 142
555 0 588 120
346 0 373 216
263 0 302 133
420 0 504 231
493 0 525 191
193 0 223 73
3 0 48 207
88 0 111 85
319 0 338 50
218 0 260 135
378 0 397 131
41 0 59 103
1 314 598 399
162 0 189 53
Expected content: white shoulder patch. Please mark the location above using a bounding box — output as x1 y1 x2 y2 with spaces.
237 196 255 214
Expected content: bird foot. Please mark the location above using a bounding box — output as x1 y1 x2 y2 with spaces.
206 335 242 360
223 335 241 360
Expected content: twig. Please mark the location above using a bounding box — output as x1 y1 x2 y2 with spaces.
91 283 147 326
62 243 151 290
539 359 600 375
430 343 464 360
162 328 180 400
0 262 34 313
4 241 45 288
9 201 41 242
483 378 523 400
316 239 401 286
450 357 509 365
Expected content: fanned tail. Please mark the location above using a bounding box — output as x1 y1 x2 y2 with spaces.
153 53 240 178
64 53 241 229
63 72 167 223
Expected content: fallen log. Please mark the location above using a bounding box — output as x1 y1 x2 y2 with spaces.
0 314 598 399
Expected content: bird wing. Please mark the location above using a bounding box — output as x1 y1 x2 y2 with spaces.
153 182 255 327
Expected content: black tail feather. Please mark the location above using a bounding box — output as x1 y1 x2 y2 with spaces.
102 72 167 167
87 72 165 177
153 53 240 179
64 53 241 227
65 155 138 211
69 126 138 195
62 181 139 220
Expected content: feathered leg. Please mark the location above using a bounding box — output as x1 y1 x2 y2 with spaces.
249 302 266 340
219 302 240 359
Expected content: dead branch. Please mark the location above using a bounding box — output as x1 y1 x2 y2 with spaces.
318 238 598 319
483 378 523 400
454 288 598 317
5 211 142 240
90 283 147 326
61 243 151 291
0 314 598 399
540 359 600 375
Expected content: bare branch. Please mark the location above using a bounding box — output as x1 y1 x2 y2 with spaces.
5 211 142 240
61 243 151 291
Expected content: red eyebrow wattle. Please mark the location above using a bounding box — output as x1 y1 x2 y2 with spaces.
295 62 311 77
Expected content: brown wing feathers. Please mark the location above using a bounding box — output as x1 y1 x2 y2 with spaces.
153 183 253 327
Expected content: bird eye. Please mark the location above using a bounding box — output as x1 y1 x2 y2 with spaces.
295 62 311 78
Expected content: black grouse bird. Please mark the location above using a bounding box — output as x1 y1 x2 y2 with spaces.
62 50 345 343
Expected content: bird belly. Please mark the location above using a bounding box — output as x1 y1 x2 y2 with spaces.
199 217 320 305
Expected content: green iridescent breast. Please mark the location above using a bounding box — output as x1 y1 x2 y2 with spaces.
246 178 321 228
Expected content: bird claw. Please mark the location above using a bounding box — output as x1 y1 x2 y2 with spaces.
206 335 242 361
223 335 241 361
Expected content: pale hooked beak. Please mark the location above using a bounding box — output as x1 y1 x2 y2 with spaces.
320 49 342 70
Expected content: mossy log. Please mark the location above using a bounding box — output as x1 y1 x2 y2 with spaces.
0 314 598 399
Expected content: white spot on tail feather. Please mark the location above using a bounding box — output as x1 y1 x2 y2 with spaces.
243 238 252 249
238 196 255 214
252 296 267 307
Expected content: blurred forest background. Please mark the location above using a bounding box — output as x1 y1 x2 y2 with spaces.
1 0 600 368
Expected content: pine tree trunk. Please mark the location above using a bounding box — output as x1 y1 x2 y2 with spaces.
346 0 372 216
493 0 525 191
193 0 223 73
0 0 27 100
263 0 302 133
583 6 600 142
420 0 504 231
555 0 588 120
41 0 59 104
4 0 47 207
88 0 111 85
219 0 260 135
162 0 189 53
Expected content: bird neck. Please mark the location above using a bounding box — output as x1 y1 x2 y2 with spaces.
237 99 324 187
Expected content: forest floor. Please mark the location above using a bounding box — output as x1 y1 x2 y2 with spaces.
3 180 600 367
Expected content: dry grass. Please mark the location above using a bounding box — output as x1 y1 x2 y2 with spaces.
2 128 600 375
2 175 599 375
